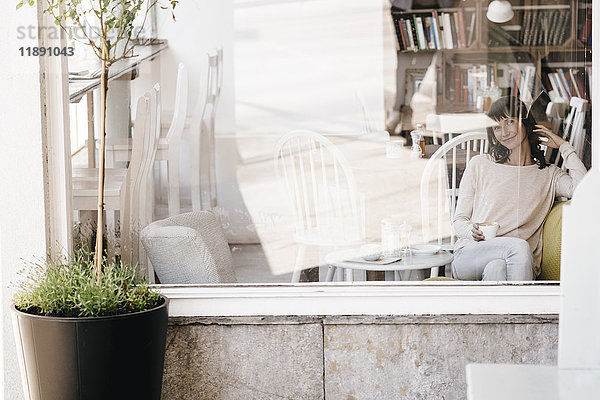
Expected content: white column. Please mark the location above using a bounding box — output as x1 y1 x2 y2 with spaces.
558 0 600 370
0 4 47 399
38 2 73 255
559 167 600 369
593 0 599 169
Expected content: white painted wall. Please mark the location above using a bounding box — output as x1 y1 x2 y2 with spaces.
0 4 46 399
223 0 386 243
149 0 385 243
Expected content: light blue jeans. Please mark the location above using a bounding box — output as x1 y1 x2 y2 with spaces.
452 237 534 281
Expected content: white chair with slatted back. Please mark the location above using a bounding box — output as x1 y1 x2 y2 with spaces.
121 93 153 269
560 97 588 167
105 64 188 217
420 131 488 277
72 92 153 267
545 97 588 169
189 50 221 211
274 130 366 283
127 85 161 279
154 65 188 216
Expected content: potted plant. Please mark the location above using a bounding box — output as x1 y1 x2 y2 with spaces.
13 0 178 399
12 251 168 399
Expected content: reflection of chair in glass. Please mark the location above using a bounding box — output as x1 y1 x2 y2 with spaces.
140 211 237 284
189 49 223 211
274 130 366 282
154 64 188 216
72 90 159 270
104 65 188 217
420 131 488 277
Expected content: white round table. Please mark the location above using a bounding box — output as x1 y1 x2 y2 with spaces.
324 249 454 281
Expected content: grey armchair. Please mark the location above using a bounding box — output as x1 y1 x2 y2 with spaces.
141 211 237 284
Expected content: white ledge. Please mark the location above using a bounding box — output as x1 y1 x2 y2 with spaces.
156 282 560 317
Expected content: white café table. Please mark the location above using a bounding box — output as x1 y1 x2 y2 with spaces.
324 249 453 282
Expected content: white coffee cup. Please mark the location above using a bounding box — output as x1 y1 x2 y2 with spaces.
478 222 500 240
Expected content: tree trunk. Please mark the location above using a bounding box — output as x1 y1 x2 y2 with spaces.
95 48 109 278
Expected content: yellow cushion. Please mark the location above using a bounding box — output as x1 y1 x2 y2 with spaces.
539 201 570 281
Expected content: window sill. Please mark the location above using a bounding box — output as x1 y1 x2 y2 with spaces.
157 282 560 317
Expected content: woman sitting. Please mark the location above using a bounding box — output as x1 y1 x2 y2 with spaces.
451 96 587 281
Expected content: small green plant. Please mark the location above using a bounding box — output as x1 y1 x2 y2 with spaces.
13 249 162 317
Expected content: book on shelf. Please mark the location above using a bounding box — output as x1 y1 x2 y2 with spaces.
519 10 571 46
424 17 433 49
442 13 454 49
401 19 412 51
557 69 572 99
456 8 467 49
450 12 460 48
397 19 408 51
569 69 589 100
431 11 442 49
520 10 531 44
579 8 592 46
394 9 472 52
414 15 427 50
406 19 416 51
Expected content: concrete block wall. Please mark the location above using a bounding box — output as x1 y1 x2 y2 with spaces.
163 315 558 399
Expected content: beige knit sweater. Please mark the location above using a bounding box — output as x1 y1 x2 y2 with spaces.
453 142 587 276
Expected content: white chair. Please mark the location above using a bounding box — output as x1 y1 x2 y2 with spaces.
561 97 588 167
420 131 488 277
274 130 366 282
72 90 156 268
105 64 188 217
129 85 162 274
155 64 188 216
189 49 223 211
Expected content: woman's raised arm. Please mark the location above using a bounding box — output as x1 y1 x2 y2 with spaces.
555 142 588 198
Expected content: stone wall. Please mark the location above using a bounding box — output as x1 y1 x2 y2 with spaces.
163 315 558 400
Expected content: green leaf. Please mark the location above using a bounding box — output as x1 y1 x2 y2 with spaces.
16 1 24 10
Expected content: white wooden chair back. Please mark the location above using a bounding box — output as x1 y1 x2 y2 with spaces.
274 130 365 246
143 84 162 224
190 50 221 211
121 88 160 273
420 131 488 248
561 97 588 167
121 93 151 268
545 97 588 169
355 90 375 135
165 64 189 143
163 64 188 216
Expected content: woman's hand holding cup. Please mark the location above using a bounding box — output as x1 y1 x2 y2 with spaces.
472 222 500 241
471 223 485 241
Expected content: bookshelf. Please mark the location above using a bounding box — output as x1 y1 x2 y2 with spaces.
392 0 592 115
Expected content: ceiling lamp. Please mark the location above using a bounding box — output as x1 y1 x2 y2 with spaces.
487 0 514 23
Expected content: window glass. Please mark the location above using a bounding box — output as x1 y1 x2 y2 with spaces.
66 0 591 285
216 0 591 284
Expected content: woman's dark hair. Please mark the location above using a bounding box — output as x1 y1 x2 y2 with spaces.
486 96 548 169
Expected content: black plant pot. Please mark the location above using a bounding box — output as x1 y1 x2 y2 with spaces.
11 296 168 400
